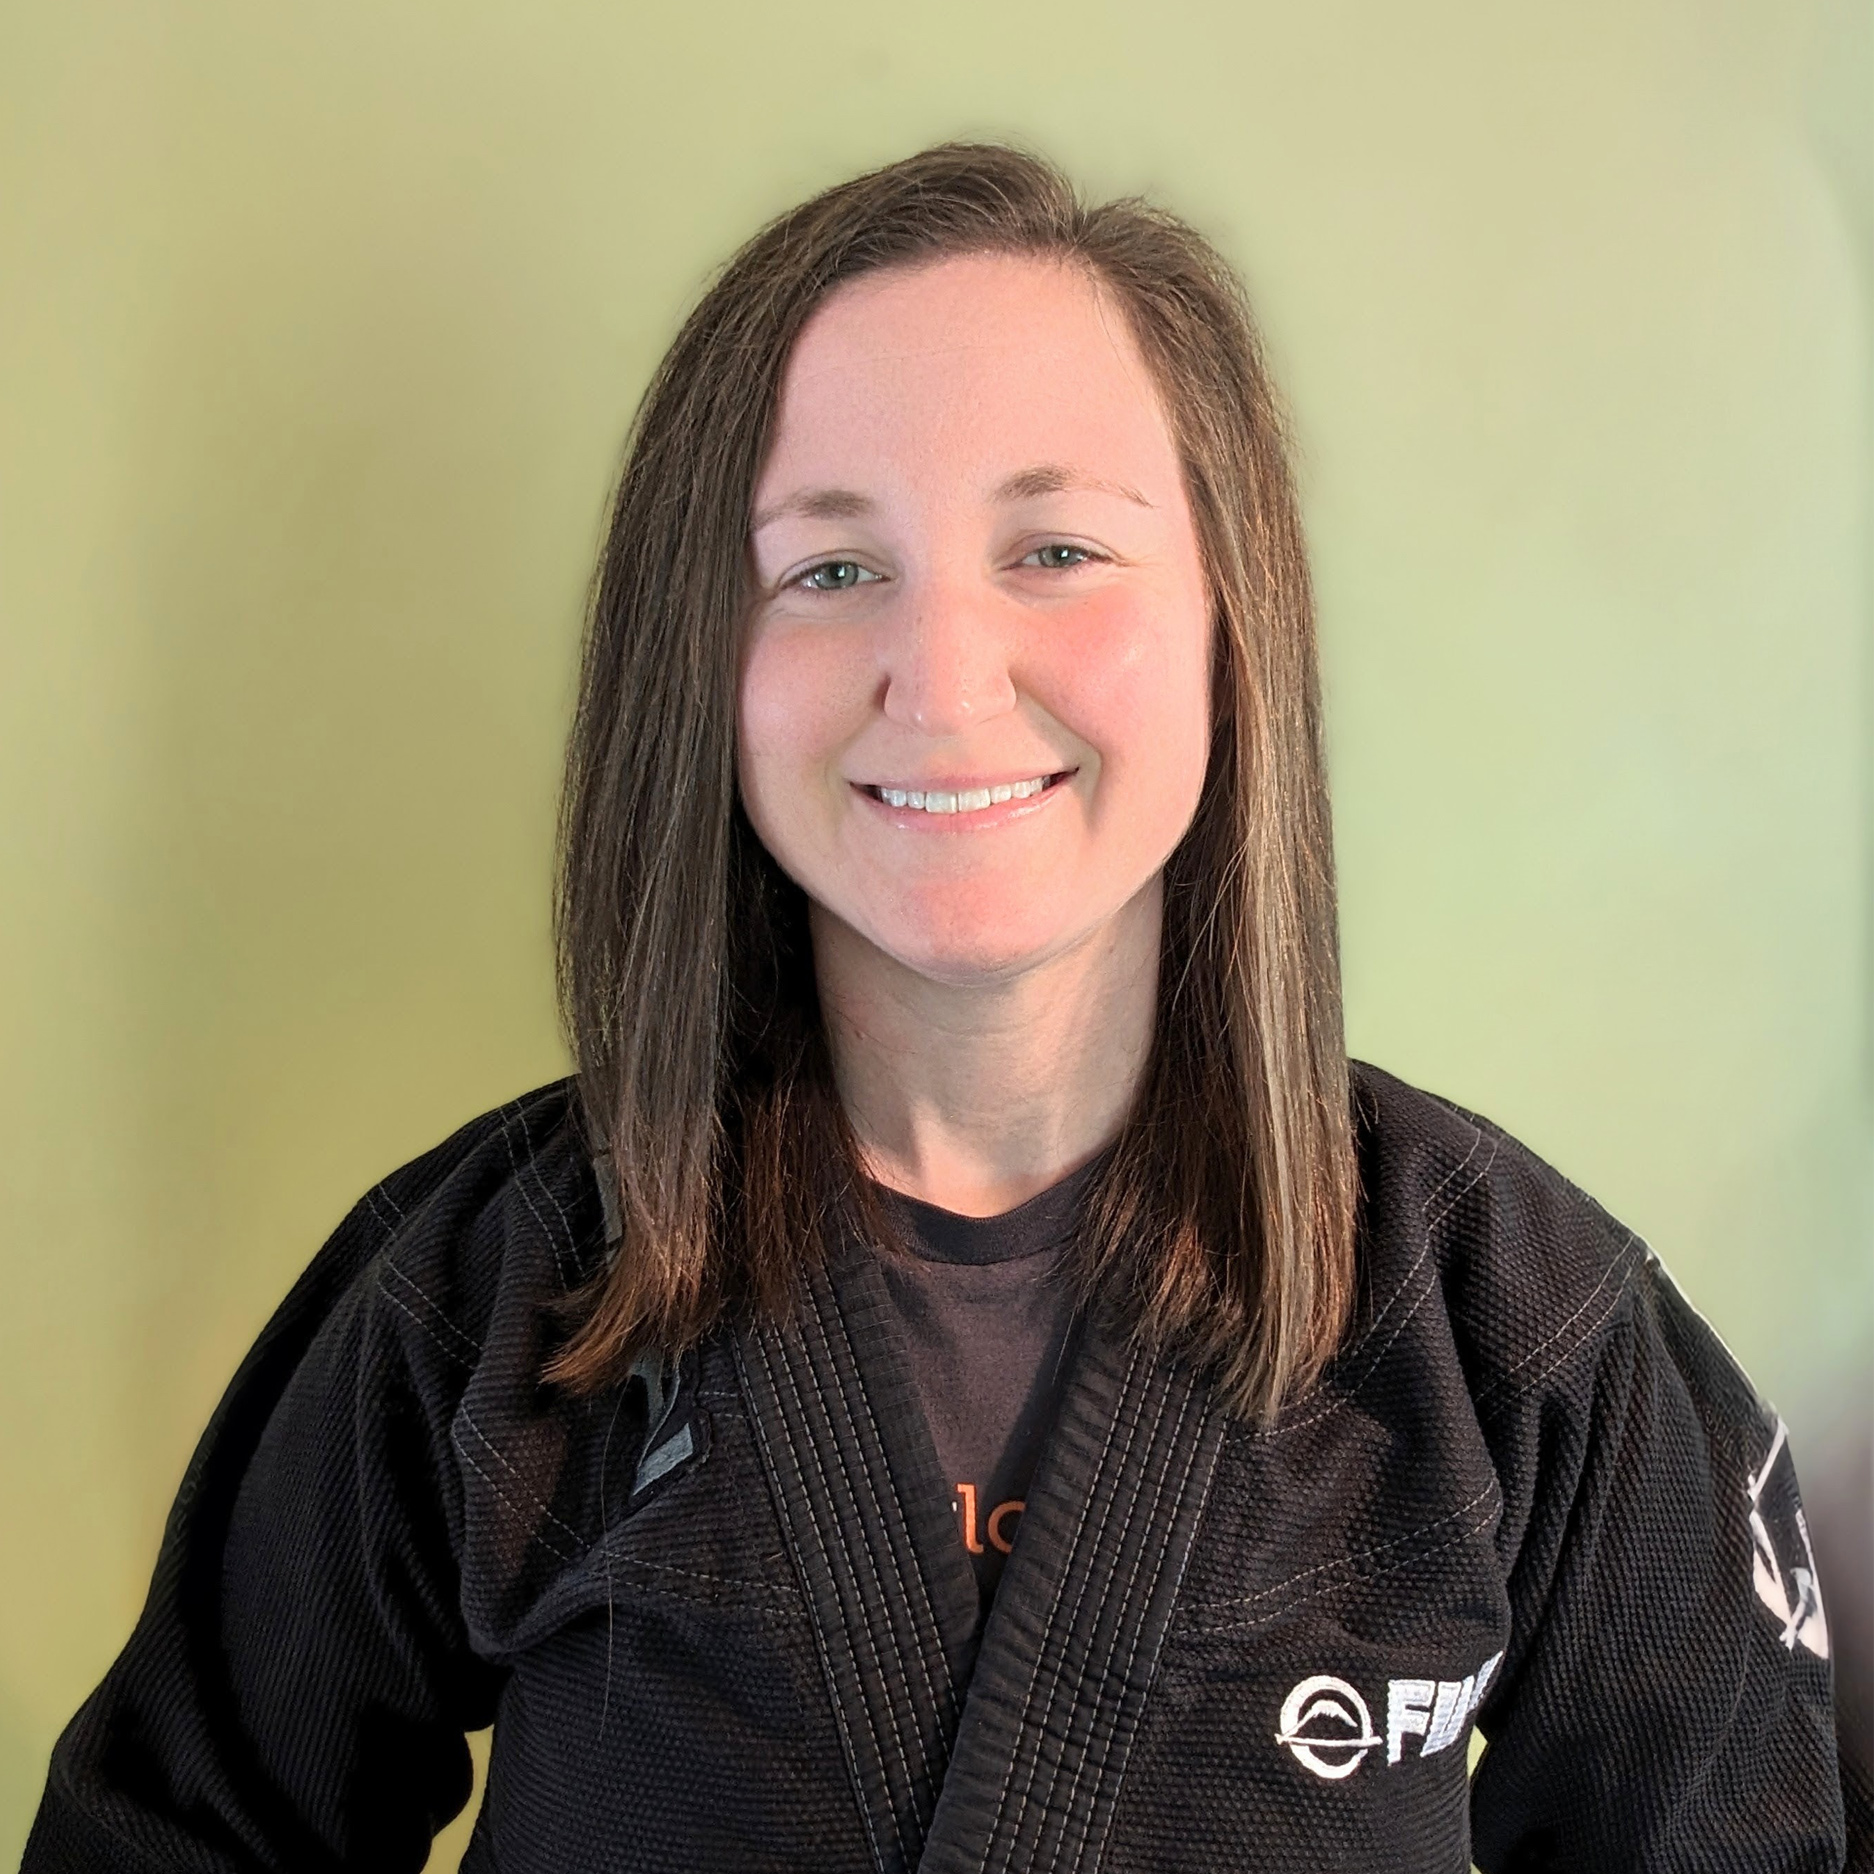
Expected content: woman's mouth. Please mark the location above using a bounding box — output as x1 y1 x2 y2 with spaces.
859 771 1072 815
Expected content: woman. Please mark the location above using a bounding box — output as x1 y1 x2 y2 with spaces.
26 143 1853 1871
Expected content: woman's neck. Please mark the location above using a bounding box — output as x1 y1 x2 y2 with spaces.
810 883 1160 1217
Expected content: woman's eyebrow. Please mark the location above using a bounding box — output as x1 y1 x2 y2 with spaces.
993 463 1153 507
751 487 874 531
752 466 1153 533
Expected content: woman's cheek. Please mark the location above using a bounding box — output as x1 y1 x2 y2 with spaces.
1040 586 1210 782
740 625 853 790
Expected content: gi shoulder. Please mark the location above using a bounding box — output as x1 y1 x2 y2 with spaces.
1348 1061 1660 1430
1348 1065 1852 1863
334 1082 687 1651
358 1079 605 1402
1345 1062 1794 1589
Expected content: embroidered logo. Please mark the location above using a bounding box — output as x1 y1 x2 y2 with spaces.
1277 1653 1501 1781
1274 1676 1381 1780
1747 1416 1829 1659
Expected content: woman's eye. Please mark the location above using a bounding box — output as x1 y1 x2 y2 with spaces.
1025 543 1093 570
797 560 878 591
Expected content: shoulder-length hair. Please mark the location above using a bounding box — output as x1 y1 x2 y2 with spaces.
550 142 1355 1423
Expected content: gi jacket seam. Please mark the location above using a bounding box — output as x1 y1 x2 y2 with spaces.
499 1099 579 1290
379 1265 482 1369
1243 1127 1497 1448
448 1427 581 1563
456 1409 589 1555
1470 1228 1646 1418
375 1214 733 1587
1186 1495 1503 1637
598 1553 802 1602
1182 1477 1502 1615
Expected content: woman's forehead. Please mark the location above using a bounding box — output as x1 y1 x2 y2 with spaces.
760 253 1180 501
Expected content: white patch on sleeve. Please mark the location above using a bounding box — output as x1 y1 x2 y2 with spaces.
1747 1415 1829 1660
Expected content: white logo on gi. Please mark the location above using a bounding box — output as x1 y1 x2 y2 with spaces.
1277 1652 1501 1781
1274 1676 1381 1780
1748 1416 1828 1660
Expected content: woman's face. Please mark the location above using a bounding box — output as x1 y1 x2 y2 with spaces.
739 252 1212 989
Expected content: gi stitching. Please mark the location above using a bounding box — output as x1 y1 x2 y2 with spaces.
770 1327 924 1863
1191 1496 1502 1636
784 1288 943 1817
811 1275 951 1700
380 1263 483 1365
1248 1129 1496 1447
379 1282 478 1374
742 1332 896 1874
457 1408 589 1551
988 1345 1162 1862
362 1182 406 1234
1182 1478 1501 1614
1009 1364 1180 1861
1055 1401 1206 1871
1473 1230 1645 1416
449 1425 582 1564
979 1341 1144 1856
804 1277 951 1748
1038 1376 1190 1848
511 1095 588 1289
602 1556 797 1598
1043 1383 1204 1870
500 1101 576 1291
1083 1417 1225 1874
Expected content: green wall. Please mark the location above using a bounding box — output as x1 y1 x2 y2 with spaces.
3 2 1866 1862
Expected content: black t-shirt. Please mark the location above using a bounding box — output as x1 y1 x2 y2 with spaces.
870 1157 1100 1615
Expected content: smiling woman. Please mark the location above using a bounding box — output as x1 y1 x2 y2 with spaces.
738 253 1215 1205
550 148 1354 1424
24 143 1857 1873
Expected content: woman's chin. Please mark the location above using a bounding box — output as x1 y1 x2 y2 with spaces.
862 916 1097 991
809 874 1154 994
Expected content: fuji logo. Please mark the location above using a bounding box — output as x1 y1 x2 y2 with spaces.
1276 1653 1502 1782
1274 1675 1382 1780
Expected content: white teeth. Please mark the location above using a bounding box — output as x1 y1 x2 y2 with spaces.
872 775 1055 813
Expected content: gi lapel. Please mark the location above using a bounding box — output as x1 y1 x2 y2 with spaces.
734 1250 979 1874
917 1320 1227 1874
737 1246 1225 1874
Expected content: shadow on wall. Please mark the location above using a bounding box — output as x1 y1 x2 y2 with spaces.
1807 1401 1874 1793
1802 0 1874 1807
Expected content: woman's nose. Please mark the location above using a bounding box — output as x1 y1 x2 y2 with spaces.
878 578 1018 737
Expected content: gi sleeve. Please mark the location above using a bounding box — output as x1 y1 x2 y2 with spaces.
1469 1254 1848 1872
21 1178 504 1873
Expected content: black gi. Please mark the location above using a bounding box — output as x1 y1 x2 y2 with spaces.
24 1065 1860 1870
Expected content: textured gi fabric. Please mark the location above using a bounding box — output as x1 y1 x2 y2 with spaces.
23 1067 1857 1871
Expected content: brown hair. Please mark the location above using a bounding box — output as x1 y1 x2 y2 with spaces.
550 142 1355 1423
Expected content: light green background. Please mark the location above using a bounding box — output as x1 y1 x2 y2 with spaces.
3 2 1867 1864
